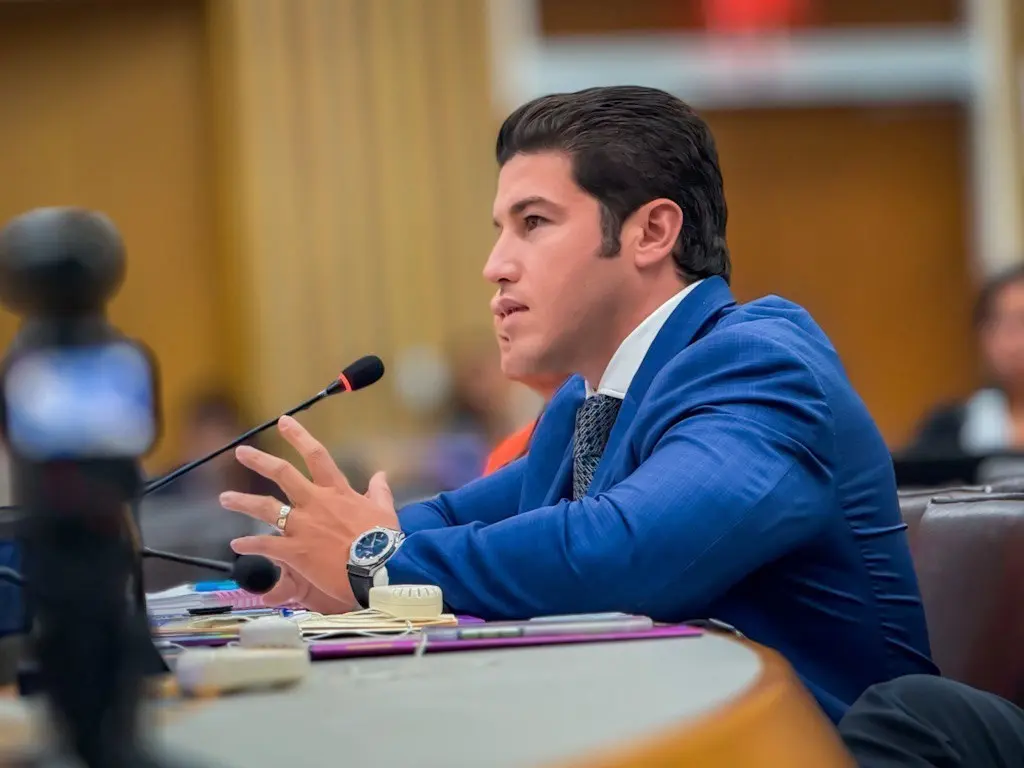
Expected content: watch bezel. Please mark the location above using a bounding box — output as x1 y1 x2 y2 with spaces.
348 526 402 568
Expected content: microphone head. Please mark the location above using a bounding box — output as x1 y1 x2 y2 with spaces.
232 555 281 595
329 354 385 395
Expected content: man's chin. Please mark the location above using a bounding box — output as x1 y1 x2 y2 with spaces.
499 349 538 382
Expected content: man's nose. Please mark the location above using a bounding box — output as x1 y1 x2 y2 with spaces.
483 238 520 284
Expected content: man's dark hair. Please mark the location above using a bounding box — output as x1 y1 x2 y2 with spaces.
495 85 730 284
974 264 1024 327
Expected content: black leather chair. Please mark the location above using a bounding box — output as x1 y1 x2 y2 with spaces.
897 486 981 560
910 492 1024 706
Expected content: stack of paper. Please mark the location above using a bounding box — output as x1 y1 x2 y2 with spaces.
145 584 282 617
297 612 457 636
151 610 457 642
146 584 214 616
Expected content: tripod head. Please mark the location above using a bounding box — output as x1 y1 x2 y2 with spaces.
0 206 125 317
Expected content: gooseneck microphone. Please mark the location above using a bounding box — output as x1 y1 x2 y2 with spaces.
144 354 385 496
0 508 286 592
0 354 385 598
141 548 281 595
135 354 383 594
0 543 281 596
136 354 384 595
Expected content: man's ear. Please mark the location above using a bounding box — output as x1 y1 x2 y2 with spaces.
623 199 683 269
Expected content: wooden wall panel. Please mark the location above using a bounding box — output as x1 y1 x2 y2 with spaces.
0 0 223 469
704 104 975 445
208 0 497 446
0 0 962 463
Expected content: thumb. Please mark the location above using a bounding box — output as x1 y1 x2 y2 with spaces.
365 470 394 508
260 569 299 607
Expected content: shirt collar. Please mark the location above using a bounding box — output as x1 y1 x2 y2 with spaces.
586 280 703 399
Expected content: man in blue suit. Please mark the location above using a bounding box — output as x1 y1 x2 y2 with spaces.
222 85 937 722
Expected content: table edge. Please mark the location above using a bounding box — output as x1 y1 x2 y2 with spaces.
554 635 857 768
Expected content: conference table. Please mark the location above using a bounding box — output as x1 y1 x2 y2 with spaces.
154 631 853 767
1 631 855 766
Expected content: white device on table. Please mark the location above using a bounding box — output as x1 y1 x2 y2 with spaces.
369 584 443 619
239 616 305 648
175 647 310 697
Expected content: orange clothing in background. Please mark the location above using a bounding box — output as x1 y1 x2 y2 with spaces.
483 419 538 475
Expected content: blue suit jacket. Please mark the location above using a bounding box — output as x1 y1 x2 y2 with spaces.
388 277 937 722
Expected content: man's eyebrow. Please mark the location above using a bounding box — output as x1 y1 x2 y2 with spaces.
493 196 559 227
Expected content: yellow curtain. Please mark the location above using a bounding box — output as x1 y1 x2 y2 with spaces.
208 0 497 445
1013 0 1024 260
972 0 1024 273
0 0 225 471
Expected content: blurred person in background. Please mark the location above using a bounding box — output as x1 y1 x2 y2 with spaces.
907 265 1024 456
427 335 517 488
483 369 568 475
140 388 281 589
151 388 280 501
386 335 527 499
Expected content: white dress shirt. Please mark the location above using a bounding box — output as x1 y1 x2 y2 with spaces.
587 280 703 399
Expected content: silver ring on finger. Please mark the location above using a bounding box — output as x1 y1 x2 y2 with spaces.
275 504 293 534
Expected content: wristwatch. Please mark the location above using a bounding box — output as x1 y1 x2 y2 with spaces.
347 526 405 608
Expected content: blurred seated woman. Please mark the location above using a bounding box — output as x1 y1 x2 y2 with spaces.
150 389 280 501
907 265 1024 456
484 373 568 475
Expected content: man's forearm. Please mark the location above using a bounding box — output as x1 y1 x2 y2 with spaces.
397 458 527 534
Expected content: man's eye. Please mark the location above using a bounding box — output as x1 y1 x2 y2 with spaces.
523 215 546 231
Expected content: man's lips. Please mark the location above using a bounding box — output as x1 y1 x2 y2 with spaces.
492 296 529 320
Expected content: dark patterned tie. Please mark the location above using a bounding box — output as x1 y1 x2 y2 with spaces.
573 394 622 500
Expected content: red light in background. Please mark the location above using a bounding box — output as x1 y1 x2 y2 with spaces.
703 0 811 34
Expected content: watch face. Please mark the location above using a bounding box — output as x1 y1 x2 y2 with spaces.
352 528 392 565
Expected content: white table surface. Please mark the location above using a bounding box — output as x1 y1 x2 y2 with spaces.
155 632 762 767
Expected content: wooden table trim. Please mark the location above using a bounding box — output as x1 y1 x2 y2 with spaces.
558 636 857 768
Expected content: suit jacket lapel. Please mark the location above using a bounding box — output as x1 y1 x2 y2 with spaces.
521 377 584 509
587 277 736 493
544 440 576 508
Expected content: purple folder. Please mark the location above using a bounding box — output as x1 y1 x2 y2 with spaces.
309 624 703 661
